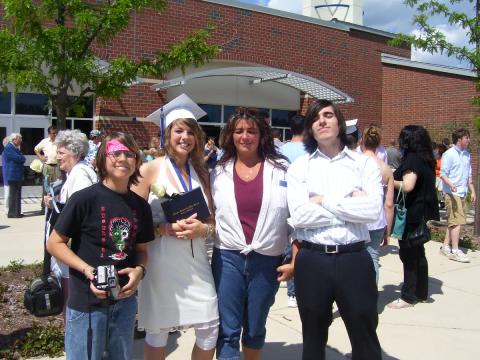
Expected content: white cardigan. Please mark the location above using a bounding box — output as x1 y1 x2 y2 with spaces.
211 159 289 256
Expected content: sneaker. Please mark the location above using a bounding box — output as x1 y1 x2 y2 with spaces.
440 246 451 258
387 298 414 309
287 296 297 308
450 250 470 263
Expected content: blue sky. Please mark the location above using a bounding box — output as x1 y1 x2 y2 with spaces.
236 0 474 69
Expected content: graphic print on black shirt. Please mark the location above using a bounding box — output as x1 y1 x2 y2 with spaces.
54 182 154 311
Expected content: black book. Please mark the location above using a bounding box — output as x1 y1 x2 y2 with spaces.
161 187 210 223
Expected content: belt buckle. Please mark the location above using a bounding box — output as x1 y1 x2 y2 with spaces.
325 245 338 254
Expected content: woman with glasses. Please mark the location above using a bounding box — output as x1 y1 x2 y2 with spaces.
133 94 219 360
43 129 97 319
210 108 290 360
47 132 154 360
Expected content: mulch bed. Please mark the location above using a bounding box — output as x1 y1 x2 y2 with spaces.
0 264 64 355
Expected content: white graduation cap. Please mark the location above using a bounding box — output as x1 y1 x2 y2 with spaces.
146 93 207 148
345 118 358 135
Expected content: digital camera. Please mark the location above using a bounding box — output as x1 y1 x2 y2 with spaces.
93 265 120 300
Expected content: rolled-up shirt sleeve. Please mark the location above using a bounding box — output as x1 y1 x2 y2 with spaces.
321 157 383 223
287 158 342 229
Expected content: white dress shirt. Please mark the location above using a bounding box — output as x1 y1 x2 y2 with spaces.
287 147 383 245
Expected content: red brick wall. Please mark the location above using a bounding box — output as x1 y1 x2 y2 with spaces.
94 0 410 124
382 64 478 172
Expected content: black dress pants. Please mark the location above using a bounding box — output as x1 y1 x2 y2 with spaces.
8 180 22 217
294 247 381 360
399 243 428 303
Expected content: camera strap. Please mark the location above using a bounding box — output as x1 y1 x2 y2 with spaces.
86 289 112 360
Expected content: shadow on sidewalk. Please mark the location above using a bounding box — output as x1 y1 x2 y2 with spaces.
378 277 444 314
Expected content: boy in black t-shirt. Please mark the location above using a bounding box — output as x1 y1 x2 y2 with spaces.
47 133 154 360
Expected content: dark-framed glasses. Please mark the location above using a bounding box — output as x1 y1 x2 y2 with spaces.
107 150 137 160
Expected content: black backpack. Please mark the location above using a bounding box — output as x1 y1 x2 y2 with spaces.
24 273 63 317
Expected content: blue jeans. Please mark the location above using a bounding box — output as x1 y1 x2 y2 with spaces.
367 227 386 284
65 296 137 360
211 248 282 360
284 241 295 297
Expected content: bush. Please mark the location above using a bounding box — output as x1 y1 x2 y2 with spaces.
0 324 64 359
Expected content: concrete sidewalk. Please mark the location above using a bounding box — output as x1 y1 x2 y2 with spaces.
1 203 479 359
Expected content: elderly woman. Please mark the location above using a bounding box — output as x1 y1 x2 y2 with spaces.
210 108 290 360
44 129 97 315
388 125 439 309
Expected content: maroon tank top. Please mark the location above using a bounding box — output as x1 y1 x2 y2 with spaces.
234 161 264 245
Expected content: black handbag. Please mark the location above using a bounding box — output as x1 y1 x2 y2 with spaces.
406 220 431 246
24 273 64 317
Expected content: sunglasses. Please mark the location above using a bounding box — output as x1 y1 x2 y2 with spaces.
107 150 137 160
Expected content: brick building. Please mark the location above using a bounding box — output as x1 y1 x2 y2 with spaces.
0 0 477 177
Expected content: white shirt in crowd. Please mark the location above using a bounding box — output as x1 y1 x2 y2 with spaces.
35 137 57 165
287 147 383 246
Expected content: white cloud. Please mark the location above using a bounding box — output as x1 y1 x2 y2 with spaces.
239 0 473 68
267 0 302 14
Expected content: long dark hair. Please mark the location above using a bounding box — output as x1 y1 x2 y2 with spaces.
303 99 347 154
218 107 287 171
398 125 435 169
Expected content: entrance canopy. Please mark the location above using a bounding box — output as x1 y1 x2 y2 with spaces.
151 66 353 103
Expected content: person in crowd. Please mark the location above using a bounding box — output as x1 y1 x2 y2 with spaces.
143 136 161 162
133 94 219 360
279 114 307 308
204 136 219 170
361 125 394 284
287 99 383 360
84 129 104 169
272 128 284 149
442 137 452 148
345 119 359 150
435 143 447 209
386 139 402 170
1 136 9 214
4 133 26 218
388 125 439 309
210 107 290 360
35 126 61 210
440 128 476 262
47 132 154 360
43 129 98 317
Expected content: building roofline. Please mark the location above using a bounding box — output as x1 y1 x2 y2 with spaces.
202 0 395 38
381 53 476 78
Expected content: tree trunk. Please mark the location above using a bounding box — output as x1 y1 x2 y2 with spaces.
54 90 68 130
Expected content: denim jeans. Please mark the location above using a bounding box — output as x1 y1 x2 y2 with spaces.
65 295 137 360
211 248 282 360
367 227 386 284
284 241 295 297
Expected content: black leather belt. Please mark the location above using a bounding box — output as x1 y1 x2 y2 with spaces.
301 241 365 254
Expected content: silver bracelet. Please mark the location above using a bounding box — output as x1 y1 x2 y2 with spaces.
204 224 214 240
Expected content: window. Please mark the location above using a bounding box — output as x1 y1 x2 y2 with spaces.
271 109 296 128
0 92 11 114
223 105 237 123
19 127 45 156
198 104 221 124
72 119 93 135
15 93 49 115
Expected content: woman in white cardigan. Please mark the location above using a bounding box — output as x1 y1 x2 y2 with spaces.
211 108 290 360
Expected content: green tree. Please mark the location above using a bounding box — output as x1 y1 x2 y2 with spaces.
390 0 480 235
0 0 220 129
